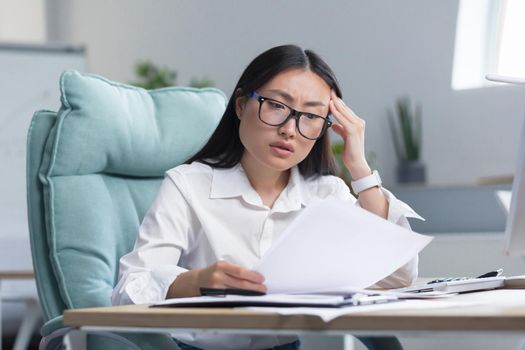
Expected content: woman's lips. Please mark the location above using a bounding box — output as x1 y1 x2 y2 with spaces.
270 141 294 152
270 144 294 157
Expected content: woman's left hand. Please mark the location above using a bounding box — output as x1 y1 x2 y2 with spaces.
329 90 372 180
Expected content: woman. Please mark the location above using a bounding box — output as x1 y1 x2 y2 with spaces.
112 45 421 350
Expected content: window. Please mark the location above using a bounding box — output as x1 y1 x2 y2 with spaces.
496 0 525 77
452 0 525 90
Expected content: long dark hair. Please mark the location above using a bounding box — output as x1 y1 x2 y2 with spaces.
186 44 342 178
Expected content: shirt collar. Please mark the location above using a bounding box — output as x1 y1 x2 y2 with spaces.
210 164 310 212
210 163 252 200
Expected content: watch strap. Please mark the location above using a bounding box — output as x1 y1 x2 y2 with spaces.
351 170 382 194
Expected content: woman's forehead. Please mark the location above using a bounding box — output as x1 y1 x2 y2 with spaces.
259 69 331 104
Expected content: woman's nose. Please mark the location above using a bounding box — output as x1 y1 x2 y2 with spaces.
278 117 297 138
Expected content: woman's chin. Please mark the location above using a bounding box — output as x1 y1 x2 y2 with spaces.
262 157 298 172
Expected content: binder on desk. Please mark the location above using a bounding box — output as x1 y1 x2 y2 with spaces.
151 292 399 309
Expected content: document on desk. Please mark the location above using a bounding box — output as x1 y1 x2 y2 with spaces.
243 298 476 322
153 293 396 308
254 197 433 294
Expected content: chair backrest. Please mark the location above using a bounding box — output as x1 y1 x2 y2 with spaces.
27 70 226 321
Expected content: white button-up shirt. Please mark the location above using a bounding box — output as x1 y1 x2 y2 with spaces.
112 162 423 350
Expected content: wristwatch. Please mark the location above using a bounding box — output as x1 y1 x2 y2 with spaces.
350 170 382 195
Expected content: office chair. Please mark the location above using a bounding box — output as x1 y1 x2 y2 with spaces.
26 70 226 349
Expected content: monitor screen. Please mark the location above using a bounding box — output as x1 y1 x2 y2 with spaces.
487 74 525 255
504 118 525 255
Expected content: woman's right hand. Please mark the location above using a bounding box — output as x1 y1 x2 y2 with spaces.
166 261 266 298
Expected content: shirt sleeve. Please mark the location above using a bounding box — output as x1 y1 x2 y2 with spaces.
111 171 192 305
328 177 425 288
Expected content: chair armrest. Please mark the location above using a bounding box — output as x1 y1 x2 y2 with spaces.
40 315 180 350
40 315 64 336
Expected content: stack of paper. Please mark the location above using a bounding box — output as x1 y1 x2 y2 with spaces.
254 197 432 294
154 197 434 310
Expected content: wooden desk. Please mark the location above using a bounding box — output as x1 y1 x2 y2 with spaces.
0 271 34 279
64 289 525 335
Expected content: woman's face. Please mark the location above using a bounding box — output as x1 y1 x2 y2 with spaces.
236 68 331 173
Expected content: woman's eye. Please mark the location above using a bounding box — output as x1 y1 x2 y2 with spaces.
268 101 285 110
303 113 320 120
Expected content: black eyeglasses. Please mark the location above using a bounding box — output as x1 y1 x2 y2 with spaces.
248 91 332 140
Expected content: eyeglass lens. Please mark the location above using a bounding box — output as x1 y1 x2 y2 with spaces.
260 99 327 139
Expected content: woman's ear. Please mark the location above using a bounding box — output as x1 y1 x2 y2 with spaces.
234 88 246 119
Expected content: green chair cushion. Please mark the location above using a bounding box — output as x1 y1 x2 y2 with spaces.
27 111 66 320
39 70 226 309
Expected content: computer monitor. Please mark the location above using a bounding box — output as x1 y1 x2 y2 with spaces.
504 118 525 255
486 74 525 255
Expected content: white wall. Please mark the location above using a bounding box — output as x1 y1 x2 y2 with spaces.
0 0 46 43
46 0 525 186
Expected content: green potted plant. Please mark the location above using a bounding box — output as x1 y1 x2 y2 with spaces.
131 60 215 89
331 142 377 192
189 77 215 88
131 61 177 89
331 142 352 185
388 96 426 183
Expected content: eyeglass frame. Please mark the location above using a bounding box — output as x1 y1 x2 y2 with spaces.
247 91 333 140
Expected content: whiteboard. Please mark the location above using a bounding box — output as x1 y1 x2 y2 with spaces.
0 43 86 243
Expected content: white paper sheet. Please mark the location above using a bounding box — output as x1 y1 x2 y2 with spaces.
306 286 455 299
254 197 433 294
243 299 475 322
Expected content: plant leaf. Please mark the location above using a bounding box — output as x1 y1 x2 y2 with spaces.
387 109 403 160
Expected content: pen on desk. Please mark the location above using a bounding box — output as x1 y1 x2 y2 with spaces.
350 293 397 306
200 288 266 297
